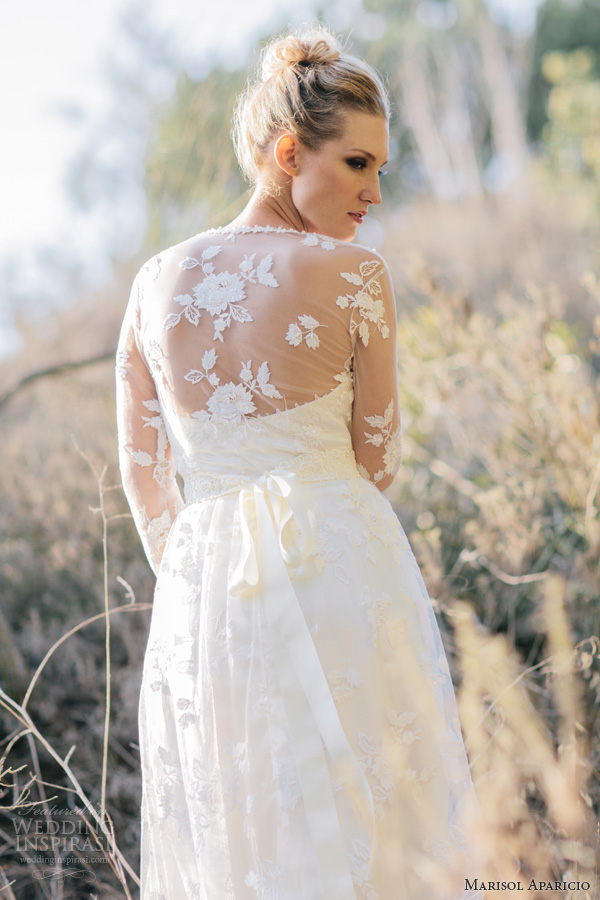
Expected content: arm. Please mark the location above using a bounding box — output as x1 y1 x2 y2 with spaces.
115 271 183 574
341 257 402 491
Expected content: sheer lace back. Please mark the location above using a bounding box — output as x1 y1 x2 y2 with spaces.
116 225 402 571
137 227 392 418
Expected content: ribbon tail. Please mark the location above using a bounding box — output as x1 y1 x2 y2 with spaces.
230 486 260 596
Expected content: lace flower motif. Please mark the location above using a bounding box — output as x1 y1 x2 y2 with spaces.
285 314 326 350
163 246 278 341
337 260 389 347
203 360 283 425
207 383 256 423
364 400 402 483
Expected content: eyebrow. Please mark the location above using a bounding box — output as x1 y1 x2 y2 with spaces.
347 148 388 165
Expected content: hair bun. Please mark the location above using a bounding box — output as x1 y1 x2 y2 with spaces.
261 29 341 82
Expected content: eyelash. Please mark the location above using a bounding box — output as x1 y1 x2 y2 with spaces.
347 158 387 176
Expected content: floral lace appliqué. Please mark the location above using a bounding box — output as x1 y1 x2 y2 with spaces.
328 662 362 702
357 732 395 811
349 839 378 900
144 253 162 281
364 400 403 483
198 359 282 425
286 314 326 350
301 232 337 251
336 260 389 347
361 590 393 647
129 399 171 486
245 858 283 900
185 347 221 387
386 707 422 746
164 246 278 340
116 349 129 380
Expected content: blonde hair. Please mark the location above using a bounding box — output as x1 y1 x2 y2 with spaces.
233 25 390 185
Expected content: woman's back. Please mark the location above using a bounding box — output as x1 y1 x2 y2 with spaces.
117 226 402 563
130 226 394 413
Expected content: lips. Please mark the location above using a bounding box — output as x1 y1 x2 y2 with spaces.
348 211 366 224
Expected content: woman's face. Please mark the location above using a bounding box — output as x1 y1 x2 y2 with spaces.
287 111 389 241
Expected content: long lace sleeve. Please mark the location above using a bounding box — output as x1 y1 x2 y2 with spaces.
116 271 184 574
340 256 402 491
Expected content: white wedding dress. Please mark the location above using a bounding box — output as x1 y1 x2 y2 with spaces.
116 226 482 900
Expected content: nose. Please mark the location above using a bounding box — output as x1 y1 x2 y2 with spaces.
361 173 382 206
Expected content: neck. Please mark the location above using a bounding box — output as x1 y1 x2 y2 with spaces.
227 185 307 233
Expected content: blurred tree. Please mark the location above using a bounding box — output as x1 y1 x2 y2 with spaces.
527 0 600 142
143 67 246 252
538 47 600 210
357 0 529 198
65 1 178 260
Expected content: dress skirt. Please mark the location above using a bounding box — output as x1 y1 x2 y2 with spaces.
138 470 482 900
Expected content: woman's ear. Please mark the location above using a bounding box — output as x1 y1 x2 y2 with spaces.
273 133 299 177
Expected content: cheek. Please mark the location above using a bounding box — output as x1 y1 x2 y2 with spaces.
316 166 352 204
297 169 334 206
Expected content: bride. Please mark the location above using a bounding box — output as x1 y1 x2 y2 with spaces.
116 24 482 900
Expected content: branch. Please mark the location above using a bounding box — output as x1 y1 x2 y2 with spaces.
0 351 116 411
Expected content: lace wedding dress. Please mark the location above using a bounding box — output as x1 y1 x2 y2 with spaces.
116 226 482 900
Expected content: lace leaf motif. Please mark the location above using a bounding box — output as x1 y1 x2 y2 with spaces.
185 348 220 387
285 314 326 350
129 399 172 486
363 400 403 484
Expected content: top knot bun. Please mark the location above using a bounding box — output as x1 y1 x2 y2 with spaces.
261 29 342 81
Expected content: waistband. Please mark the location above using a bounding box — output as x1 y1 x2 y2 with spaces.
183 447 360 505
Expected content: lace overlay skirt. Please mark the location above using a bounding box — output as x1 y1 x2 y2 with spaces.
139 471 482 900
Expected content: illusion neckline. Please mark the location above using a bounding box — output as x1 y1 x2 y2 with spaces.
201 223 340 243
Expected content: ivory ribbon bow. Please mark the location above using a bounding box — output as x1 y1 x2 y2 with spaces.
229 471 374 900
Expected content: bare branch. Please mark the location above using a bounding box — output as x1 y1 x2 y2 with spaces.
0 351 116 411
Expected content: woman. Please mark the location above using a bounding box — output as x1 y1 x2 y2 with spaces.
116 25 482 900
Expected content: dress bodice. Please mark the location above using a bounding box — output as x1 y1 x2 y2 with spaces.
169 374 358 501
116 226 402 572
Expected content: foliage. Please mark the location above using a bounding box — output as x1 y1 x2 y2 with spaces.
143 67 247 251
538 47 600 210
527 0 600 142
390 259 599 643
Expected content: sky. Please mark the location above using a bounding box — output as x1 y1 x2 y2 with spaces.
0 0 310 255
0 0 542 356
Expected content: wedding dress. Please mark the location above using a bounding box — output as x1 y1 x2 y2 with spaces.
116 225 482 900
